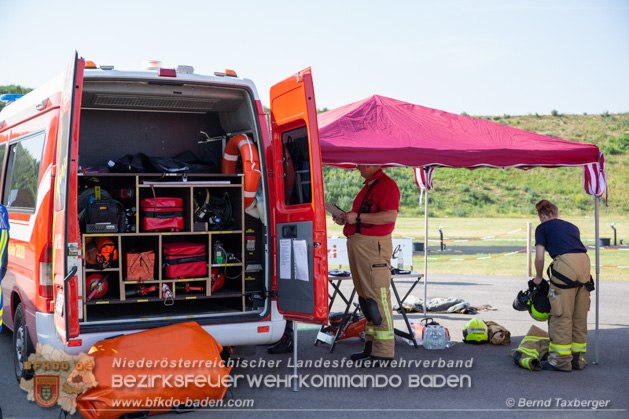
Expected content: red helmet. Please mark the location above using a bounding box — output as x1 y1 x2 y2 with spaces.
86 274 108 300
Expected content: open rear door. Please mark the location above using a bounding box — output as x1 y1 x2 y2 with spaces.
53 53 84 344
270 68 328 325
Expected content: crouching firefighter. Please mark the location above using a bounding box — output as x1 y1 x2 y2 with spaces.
533 200 594 372
333 165 400 367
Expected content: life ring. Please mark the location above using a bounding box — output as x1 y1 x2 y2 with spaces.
221 134 260 209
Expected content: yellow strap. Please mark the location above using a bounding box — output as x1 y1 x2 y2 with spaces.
517 347 539 358
380 287 394 334
549 343 571 355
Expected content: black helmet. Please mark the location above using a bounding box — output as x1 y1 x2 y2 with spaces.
513 280 551 322
194 189 232 229
512 290 529 311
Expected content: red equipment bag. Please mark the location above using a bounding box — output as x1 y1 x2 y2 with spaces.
75 322 231 419
163 242 207 279
140 197 184 232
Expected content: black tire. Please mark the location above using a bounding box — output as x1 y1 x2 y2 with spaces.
13 303 34 382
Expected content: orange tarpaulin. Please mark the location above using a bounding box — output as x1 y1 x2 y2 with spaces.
75 321 231 418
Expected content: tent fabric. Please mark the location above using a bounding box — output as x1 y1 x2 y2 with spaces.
318 95 601 170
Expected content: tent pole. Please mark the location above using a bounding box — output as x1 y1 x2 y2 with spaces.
594 195 600 365
423 187 428 317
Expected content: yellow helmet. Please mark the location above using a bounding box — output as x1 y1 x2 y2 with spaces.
529 293 550 322
463 318 489 344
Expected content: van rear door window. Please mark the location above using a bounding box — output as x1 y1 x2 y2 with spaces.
3 132 45 210
282 126 312 205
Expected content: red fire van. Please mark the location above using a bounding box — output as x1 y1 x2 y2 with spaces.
0 53 328 381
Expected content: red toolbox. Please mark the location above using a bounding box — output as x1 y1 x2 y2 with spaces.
163 242 208 279
140 197 184 231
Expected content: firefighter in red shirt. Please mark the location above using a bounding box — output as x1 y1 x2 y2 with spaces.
334 165 400 366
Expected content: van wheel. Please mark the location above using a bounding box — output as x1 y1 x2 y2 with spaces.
13 303 34 382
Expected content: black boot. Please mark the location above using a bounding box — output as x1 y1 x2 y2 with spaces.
572 353 587 370
268 333 293 354
541 360 571 372
350 341 372 361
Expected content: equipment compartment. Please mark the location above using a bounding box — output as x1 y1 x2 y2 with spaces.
76 78 262 324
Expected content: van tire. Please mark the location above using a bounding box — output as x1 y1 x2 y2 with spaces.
13 303 34 382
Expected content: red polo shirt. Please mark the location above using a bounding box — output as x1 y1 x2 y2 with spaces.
343 169 400 237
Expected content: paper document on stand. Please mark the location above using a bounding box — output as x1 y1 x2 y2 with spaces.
293 239 309 281
279 239 292 279
325 203 346 218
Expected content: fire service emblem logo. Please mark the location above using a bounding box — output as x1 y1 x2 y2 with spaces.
34 375 60 408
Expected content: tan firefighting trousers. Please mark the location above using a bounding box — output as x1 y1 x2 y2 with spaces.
486 321 511 345
548 252 591 371
347 233 394 358
510 325 550 371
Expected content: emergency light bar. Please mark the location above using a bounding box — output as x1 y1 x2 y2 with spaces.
176 65 194 74
1 94 25 103
84 60 114 70
143 60 162 70
214 69 239 78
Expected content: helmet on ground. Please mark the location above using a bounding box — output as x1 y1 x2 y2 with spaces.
462 318 489 344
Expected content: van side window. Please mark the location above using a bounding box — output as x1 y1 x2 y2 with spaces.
3 132 45 211
282 126 312 205
0 144 6 182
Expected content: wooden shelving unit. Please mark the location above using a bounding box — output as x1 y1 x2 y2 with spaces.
79 173 246 321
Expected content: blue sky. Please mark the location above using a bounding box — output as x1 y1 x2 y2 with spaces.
1 0 627 116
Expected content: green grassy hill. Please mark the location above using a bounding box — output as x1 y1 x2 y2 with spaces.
324 112 629 217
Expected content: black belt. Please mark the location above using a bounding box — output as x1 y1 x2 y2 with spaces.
355 180 379 234
547 263 595 291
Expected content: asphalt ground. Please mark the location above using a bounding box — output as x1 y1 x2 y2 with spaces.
1 273 627 419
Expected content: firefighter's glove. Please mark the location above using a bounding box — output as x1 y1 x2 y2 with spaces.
527 279 537 292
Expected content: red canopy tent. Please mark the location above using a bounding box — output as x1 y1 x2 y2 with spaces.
318 95 607 360
318 95 601 168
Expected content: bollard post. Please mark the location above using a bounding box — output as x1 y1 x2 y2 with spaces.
611 223 617 246
527 222 532 277
439 226 444 251
292 322 299 392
